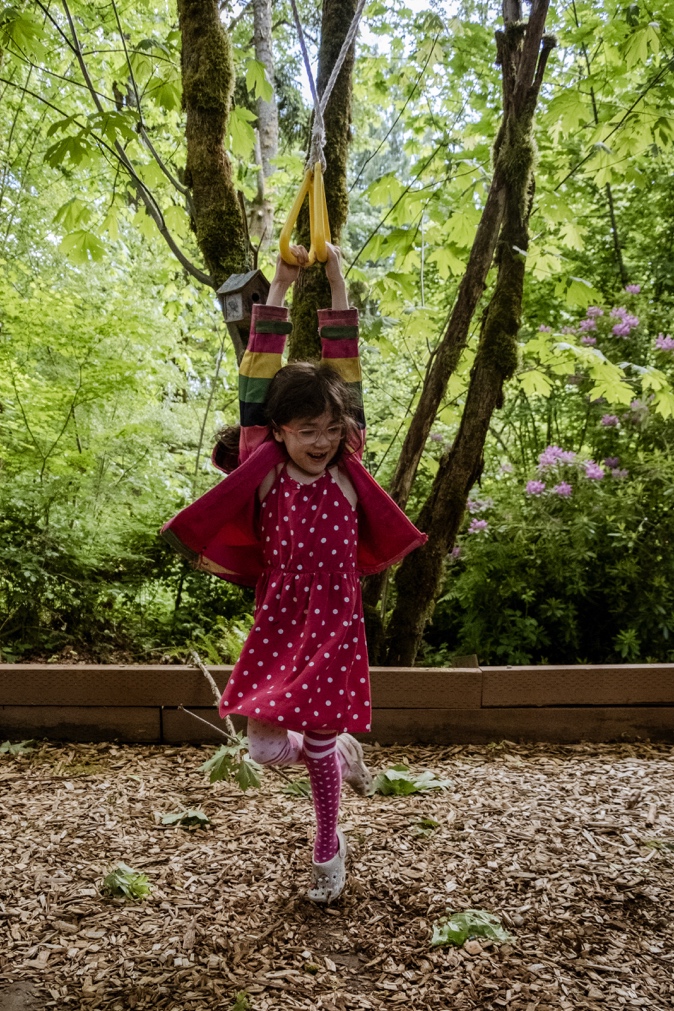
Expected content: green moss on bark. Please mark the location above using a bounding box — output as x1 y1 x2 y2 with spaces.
178 0 249 287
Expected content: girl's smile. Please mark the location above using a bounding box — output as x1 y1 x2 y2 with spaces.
274 409 343 478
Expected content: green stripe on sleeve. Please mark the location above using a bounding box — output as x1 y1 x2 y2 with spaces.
320 325 359 340
239 374 272 404
255 320 293 334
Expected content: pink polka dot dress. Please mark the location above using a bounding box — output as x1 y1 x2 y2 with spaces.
219 466 371 733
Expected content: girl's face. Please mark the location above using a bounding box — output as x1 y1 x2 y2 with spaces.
273 409 344 477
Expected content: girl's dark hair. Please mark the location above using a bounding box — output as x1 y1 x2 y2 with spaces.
212 424 241 474
265 362 362 463
212 364 362 473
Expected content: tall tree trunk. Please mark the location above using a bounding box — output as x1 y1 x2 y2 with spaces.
249 0 278 247
178 0 250 290
385 0 555 666
288 0 358 361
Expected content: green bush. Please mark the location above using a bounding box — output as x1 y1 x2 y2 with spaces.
426 448 674 665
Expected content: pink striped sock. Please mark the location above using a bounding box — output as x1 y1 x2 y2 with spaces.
303 730 342 864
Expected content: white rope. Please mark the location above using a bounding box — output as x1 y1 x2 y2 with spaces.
290 0 367 172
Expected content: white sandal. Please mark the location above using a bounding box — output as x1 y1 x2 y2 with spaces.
337 733 373 796
307 828 348 904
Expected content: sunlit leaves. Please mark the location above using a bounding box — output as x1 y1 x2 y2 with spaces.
554 276 601 309
0 4 46 59
245 58 273 101
228 105 257 159
59 230 106 263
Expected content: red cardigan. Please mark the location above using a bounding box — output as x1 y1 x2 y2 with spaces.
160 305 426 587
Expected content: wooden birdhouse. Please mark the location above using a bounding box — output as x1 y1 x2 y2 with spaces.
217 269 270 327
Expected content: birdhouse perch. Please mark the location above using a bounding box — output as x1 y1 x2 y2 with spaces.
217 270 270 325
217 270 270 363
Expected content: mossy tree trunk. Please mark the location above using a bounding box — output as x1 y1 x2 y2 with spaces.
178 0 250 295
384 0 555 666
288 0 358 361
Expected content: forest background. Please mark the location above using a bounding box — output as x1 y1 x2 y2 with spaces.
2 0 674 668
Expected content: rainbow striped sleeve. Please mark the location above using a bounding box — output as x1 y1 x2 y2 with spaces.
318 308 365 435
239 304 292 461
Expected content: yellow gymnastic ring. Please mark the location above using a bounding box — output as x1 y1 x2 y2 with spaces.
279 163 331 266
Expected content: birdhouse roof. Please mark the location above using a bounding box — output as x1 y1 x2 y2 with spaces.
216 269 270 296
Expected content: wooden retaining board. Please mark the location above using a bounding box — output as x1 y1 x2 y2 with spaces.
2 705 672 745
0 706 160 743
162 705 674 745
0 665 481 710
363 707 674 745
482 665 674 707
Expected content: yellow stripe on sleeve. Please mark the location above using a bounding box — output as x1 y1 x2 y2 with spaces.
239 351 283 379
324 357 362 384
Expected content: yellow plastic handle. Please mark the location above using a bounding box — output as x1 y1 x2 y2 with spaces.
311 162 331 263
279 163 331 266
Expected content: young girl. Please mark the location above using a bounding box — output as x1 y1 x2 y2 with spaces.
162 244 426 903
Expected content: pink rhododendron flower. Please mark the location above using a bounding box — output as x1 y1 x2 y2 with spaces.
586 306 604 317
538 445 576 470
584 461 604 480
624 284 641 294
538 324 552 332
552 482 573 497
450 545 461 558
579 318 597 330
581 336 597 346
526 480 546 496
604 457 619 468
655 334 674 351
468 519 488 534
611 468 629 479
612 322 632 337
611 307 627 319
600 414 619 427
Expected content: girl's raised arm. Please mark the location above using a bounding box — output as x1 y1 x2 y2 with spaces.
238 247 307 461
319 244 366 452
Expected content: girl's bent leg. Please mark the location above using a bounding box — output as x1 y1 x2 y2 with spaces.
247 717 304 767
303 731 342 864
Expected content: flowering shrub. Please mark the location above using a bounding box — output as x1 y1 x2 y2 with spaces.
427 450 674 666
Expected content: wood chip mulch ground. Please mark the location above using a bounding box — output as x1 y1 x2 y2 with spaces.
0 739 673 1011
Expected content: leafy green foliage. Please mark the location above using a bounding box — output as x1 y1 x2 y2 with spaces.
431 909 512 947
161 808 210 829
0 739 35 755
102 863 151 900
282 778 312 798
411 816 440 836
228 993 251 1011
372 764 453 796
199 737 262 791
